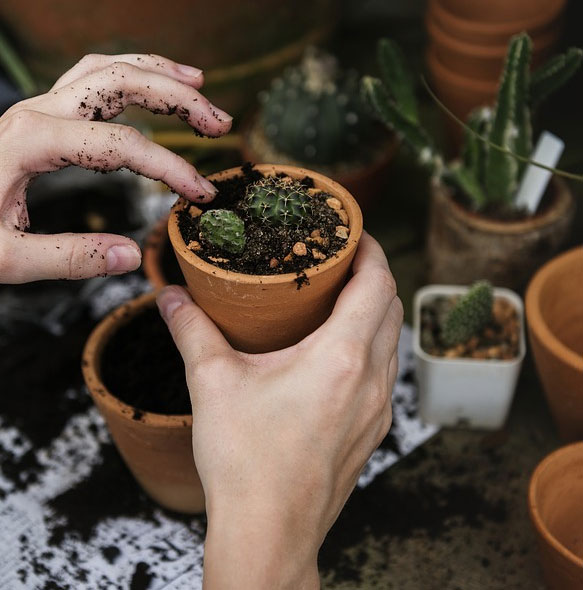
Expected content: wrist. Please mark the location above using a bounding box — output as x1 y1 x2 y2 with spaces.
203 498 320 590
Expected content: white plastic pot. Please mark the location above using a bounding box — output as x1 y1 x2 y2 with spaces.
413 285 526 429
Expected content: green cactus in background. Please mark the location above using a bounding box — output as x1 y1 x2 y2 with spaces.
199 209 246 255
244 176 312 226
361 34 582 212
442 281 494 347
258 47 377 166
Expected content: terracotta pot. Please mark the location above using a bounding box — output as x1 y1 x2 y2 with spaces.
435 0 566 31
526 247 583 442
82 292 204 514
427 15 559 82
240 117 397 212
168 164 363 353
426 177 575 290
143 216 170 290
528 442 583 589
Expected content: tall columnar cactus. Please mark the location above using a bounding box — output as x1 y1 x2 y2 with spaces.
258 47 377 166
441 281 494 346
243 176 312 226
199 209 246 254
362 34 582 212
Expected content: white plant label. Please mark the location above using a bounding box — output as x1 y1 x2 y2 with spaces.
514 131 565 214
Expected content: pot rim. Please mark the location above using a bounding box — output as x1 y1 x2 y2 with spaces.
431 176 573 235
528 441 583 568
525 246 583 372
413 284 526 366
82 291 193 427
428 0 566 37
167 163 363 285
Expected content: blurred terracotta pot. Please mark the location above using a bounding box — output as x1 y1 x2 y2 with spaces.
82 292 204 514
168 164 363 353
529 442 583 589
526 247 583 442
143 215 170 290
426 177 575 290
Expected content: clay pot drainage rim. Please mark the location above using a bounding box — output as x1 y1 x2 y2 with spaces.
525 247 583 373
82 291 193 429
528 441 583 568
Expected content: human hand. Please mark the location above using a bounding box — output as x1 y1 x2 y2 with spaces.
157 232 403 589
0 53 232 283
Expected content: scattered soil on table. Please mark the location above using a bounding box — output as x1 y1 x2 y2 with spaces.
101 307 190 415
420 296 520 360
176 163 350 276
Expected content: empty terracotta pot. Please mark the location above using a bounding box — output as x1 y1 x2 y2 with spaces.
526 247 583 442
426 177 575 290
529 442 583 589
167 164 363 353
82 292 205 514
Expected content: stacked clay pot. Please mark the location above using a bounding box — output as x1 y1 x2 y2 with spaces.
425 0 566 146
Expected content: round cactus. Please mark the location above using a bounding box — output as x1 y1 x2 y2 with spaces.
442 281 494 346
243 176 311 226
257 47 377 166
199 209 246 255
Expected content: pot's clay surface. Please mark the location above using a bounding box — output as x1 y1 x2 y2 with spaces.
529 442 583 589
143 215 170 290
168 164 363 354
526 247 583 442
426 177 575 290
82 292 204 514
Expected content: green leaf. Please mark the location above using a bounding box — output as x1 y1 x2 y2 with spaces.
446 164 488 210
377 38 418 123
461 107 492 185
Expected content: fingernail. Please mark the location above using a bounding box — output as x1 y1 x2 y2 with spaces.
209 103 232 123
156 286 190 322
105 245 141 273
177 64 203 78
199 177 218 196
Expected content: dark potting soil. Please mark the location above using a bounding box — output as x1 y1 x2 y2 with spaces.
100 307 190 415
176 163 350 276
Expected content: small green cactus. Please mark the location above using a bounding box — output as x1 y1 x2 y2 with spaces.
258 47 377 166
199 209 246 255
243 176 311 226
441 281 494 346
362 34 582 212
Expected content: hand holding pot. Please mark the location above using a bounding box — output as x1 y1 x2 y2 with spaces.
157 232 403 589
0 53 232 283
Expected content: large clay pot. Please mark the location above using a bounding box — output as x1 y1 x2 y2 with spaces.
82 292 204 514
167 164 363 353
528 442 583 589
526 247 583 442
426 177 575 290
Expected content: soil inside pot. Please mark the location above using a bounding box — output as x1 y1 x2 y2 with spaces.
100 308 190 415
421 295 520 360
176 163 350 276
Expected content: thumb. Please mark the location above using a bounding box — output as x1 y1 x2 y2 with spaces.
156 285 232 366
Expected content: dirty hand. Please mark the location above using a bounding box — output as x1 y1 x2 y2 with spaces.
0 53 232 283
157 232 403 589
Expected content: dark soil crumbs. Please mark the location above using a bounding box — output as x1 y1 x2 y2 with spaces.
421 295 520 360
101 308 190 415
177 163 349 275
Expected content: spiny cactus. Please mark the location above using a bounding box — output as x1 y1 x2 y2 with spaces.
362 34 582 212
258 47 377 166
243 176 311 226
199 209 246 255
441 281 494 347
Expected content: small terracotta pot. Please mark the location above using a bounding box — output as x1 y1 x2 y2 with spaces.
143 215 171 290
82 292 204 514
426 177 575 290
240 118 397 212
168 164 363 353
526 247 583 442
528 442 583 589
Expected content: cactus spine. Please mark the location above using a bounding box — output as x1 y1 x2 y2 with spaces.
442 281 494 346
362 34 582 212
244 176 311 226
199 209 246 254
